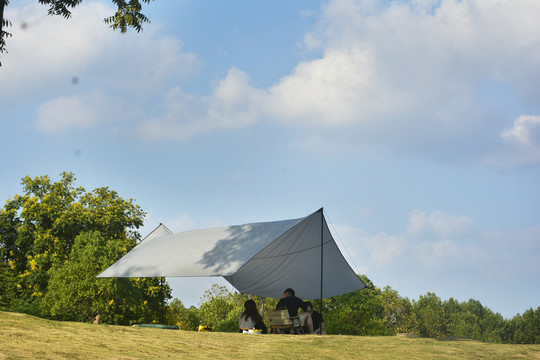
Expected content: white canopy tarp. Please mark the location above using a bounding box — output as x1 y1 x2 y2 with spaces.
98 209 366 299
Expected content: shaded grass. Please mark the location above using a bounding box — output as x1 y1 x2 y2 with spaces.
1 311 539 360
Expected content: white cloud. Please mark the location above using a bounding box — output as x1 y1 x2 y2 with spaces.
267 47 376 127
136 68 266 141
353 210 478 268
406 210 475 238
2 2 112 77
5 0 540 167
501 115 540 146
35 91 143 133
354 210 490 271
100 34 200 93
488 114 540 167
362 232 407 266
2 1 200 123
35 96 97 133
265 0 540 162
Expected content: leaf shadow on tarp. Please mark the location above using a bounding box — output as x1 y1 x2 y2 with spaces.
195 220 300 275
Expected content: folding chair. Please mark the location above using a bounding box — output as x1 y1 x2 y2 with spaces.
267 309 304 334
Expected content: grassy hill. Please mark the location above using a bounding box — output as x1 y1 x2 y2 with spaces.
1 311 538 360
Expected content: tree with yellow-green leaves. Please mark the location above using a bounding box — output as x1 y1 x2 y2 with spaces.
0 172 170 324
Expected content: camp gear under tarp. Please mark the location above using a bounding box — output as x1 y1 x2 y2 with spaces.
98 209 366 299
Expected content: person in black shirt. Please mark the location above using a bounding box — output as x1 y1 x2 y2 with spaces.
275 288 316 334
304 301 326 335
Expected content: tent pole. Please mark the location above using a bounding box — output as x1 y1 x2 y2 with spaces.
160 277 164 323
320 207 324 319
259 297 266 317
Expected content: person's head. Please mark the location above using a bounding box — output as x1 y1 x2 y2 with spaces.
304 301 313 313
283 288 295 298
242 299 262 322
244 299 257 312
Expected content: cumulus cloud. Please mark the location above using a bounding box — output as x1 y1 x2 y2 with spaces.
34 91 143 133
362 232 407 266
35 96 97 133
2 2 199 85
5 0 540 166
266 47 376 127
264 0 540 161
488 114 540 167
2 1 200 131
501 115 540 146
407 210 475 238
356 210 478 269
135 68 266 140
1 2 114 86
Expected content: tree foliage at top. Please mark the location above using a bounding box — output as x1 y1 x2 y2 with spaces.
0 172 170 324
0 0 154 59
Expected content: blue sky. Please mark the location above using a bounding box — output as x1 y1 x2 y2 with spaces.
1 0 539 319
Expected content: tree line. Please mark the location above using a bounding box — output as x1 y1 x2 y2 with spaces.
164 281 539 344
1 173 538 344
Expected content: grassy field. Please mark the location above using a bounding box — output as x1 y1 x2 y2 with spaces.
1 311 538 360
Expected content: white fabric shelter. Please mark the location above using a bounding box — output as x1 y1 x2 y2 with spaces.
98 209 366 299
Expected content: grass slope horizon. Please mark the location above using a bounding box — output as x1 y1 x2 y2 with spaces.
1 311 539 360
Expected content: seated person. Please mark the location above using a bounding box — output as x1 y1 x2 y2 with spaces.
304 301 326 335
275 288 316 334
238 299 267 334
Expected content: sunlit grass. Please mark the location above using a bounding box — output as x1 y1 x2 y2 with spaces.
1 311 539 360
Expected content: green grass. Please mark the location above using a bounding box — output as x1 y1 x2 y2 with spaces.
1 311 539 360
